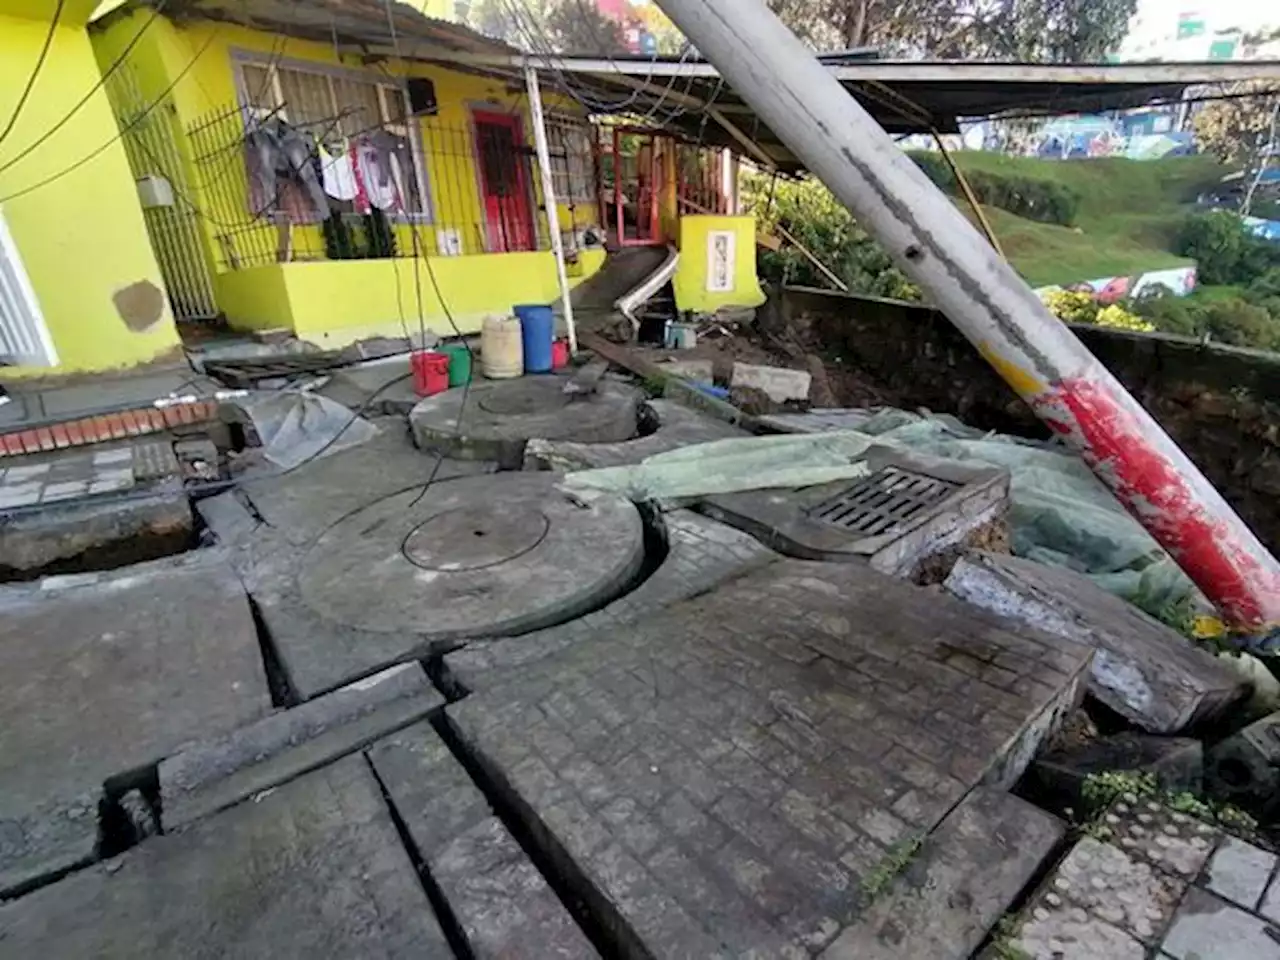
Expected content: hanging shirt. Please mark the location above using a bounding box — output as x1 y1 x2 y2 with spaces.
319 144 358 201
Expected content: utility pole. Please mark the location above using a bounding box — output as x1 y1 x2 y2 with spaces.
525 65 579 354
653 0 1280 636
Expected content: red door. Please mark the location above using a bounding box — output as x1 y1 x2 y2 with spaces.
473 111 535 253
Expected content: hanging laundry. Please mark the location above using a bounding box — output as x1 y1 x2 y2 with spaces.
352 137 400 212
319 143 358 202
243 118 329 223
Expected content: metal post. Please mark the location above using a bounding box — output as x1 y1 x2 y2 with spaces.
525 65 578 355
653 0 1280 633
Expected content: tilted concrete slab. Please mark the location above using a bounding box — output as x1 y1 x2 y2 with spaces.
697 446 1010 577
524 399 745 472
0 552 271 896
447 510 776 689
410 375 643 468
820 788 1064 960
368 722 599 959
160 663 444 830
239 473 646 699
443 559 1091 957
946 551 1246 733
0 757 451 958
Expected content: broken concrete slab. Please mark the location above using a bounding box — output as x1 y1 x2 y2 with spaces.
0 552 271 896
444 559 1091 956
731 362 812 403
159 663 444 830
1205 709 1280 819
0 757 451 958
523 399 746 472
946 551 1245 733
447 509 776 688
368 722 598 958
248 473 645 699
1205 837 1278 912
698 445 1010 577
1027 732 1204 811
410 375 642 468
315 355 420 416
1163 886 1280 960
819 788 1064 960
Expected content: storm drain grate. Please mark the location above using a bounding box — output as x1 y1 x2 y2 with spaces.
807 466 960 536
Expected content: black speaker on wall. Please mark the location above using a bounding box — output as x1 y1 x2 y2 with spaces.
407 78 438 116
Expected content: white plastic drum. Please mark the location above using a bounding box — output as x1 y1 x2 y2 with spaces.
480 314 524 379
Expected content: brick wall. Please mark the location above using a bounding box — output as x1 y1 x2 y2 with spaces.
778 286 1280 554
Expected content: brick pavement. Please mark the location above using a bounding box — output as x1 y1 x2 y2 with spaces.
444 558 1093 956
991 798 1280 959
0 441 178 509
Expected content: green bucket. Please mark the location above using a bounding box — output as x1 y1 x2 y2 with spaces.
442 343 473 387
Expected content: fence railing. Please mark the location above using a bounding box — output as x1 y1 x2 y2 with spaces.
185 104 599 270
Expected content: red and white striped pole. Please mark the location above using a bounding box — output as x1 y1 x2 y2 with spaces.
655 0 1280 634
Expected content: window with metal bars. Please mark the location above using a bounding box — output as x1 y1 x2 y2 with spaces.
545 115 597 203
235 55 430 217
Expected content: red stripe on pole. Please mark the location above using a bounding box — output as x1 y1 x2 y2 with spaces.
1035 378 1280 630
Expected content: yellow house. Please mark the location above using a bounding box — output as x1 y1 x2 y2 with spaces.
0 0 181 376
88 0 613 349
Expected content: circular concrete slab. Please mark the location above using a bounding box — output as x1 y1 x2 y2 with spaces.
409 375 642 466
296 473 644 639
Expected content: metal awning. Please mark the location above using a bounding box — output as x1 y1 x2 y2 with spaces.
412 53 1280 171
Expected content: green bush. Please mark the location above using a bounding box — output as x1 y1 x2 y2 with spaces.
1175 211 1280 286
1130 287 1280 350
745 174 922 301
905 152 1080 226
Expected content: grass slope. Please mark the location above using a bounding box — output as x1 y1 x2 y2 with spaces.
944 153 1226 287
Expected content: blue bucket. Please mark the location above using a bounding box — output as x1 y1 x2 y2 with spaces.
513 304 555 374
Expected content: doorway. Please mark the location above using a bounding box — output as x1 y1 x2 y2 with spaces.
472 110 535 253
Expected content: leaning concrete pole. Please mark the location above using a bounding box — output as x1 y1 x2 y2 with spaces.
654 0 1280 634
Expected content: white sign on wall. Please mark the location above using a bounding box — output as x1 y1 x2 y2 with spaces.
706 230 735 293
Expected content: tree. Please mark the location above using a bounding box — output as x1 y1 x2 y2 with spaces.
1194 80 1280 171
545 0 628 54
764 0 1135 61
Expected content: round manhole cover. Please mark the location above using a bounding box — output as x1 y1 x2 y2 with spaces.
296 473 645 637
477 380 570 415
402 506 549 571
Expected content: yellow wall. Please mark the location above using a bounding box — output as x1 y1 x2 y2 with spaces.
89 10 602 337
0 10 180 377
216 248 606 348
673 215 766 314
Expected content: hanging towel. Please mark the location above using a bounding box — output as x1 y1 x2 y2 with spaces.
319 144 358 201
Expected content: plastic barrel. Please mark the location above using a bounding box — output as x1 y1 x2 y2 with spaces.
481 315 523 379
514 303 554 374
442 343 472 386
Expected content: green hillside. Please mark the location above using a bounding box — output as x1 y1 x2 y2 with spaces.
940 153 1227 287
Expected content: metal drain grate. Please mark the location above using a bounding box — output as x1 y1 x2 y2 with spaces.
807 466 960 536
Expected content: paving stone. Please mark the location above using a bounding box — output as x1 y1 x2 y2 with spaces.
1105 798 1219 879
946 551 1246 732
368 722 598 958
40 480 87 502
1260 872 1280 924
411 375 642 467
1162 886 1280 960
820 788 1064 960
160 663 444 830
445 559 1092 956
0 483 41 508
0 757 450 958
448 509 776 686
1205 837 1278 912
0 552 271 895
698 446 1010 578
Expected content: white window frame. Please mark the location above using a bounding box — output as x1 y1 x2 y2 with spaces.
230 50 434 222
0 206 58 368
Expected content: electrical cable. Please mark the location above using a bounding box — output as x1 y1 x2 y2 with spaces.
0 0 66 150
0 23 221 204
0 0 168 177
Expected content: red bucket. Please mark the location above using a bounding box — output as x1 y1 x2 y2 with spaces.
411 350 450 397
551 339 570 370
